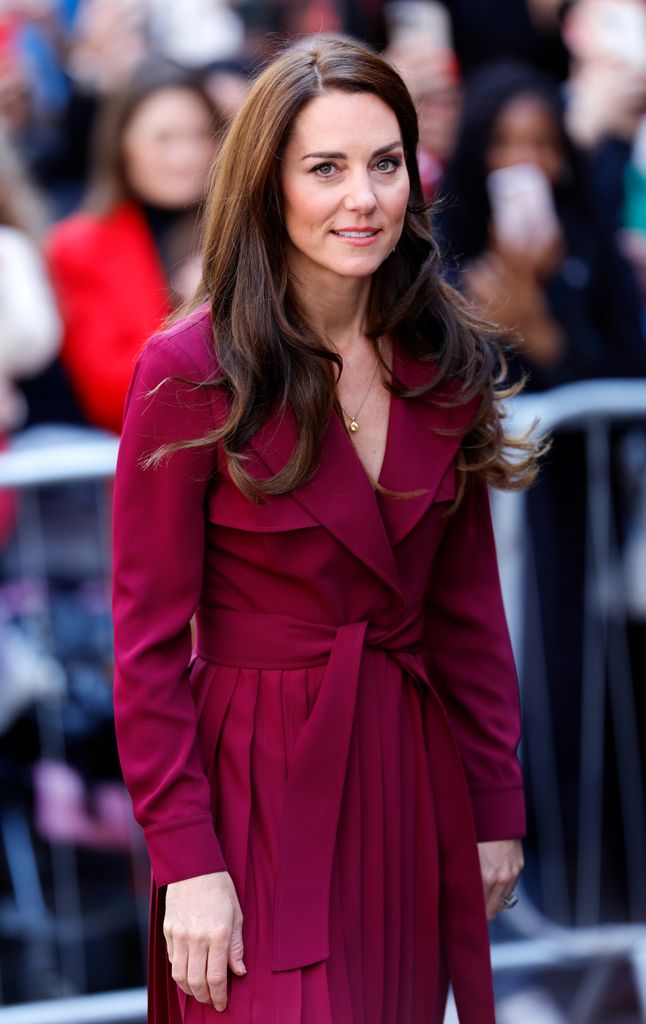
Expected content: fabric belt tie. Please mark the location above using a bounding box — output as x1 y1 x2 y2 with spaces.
194 605 495 1020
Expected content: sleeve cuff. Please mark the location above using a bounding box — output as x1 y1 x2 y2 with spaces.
144 814 228 886
468 784 527 842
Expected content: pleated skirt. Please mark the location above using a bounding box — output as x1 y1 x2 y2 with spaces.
148 648 450 1023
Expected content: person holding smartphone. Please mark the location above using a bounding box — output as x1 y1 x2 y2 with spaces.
439 59 646 391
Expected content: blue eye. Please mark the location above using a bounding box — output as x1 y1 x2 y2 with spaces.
375 157 401 173
312 162 337 177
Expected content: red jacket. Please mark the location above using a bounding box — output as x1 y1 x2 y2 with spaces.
46 201 171 434
111 307 524 1022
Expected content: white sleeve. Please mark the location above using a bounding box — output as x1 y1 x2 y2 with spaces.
0 227 62 379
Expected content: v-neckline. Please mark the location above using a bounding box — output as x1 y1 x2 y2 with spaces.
338 340 395 492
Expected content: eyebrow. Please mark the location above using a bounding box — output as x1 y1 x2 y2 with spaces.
301 140 403 161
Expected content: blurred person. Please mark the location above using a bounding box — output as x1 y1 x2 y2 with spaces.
560 0 646 241
35 0 152 213
439 60 646 392
0 122 61 431
441 60 646 941
447 0 569 81
0 2 79 197
621 116 646 310
145 0 244 67
66 0 149 97
112 37 533 1024
563 0 646 151
385 2 463 198
0 123 60 538
46 61 225 434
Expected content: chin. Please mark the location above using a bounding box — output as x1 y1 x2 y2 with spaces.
152 189 201 209
333 257 388 278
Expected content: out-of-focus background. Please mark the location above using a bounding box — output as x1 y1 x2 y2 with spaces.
0 1 645 1022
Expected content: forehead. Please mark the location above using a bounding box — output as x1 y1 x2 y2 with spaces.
286 90 402 152
493 94 558 137
127 88 209 130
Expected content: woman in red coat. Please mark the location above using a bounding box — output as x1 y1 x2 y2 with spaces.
47 62 224 434
112 40 534 1023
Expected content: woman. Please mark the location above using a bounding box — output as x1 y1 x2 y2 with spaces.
46 61 224 434
112 40 533 1024
438 60 646 392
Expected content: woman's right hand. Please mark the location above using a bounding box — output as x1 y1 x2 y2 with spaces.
163 870 246 1012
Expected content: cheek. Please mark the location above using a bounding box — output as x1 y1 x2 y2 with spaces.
283 181 332 241
125 146 158 189
385 180 410 226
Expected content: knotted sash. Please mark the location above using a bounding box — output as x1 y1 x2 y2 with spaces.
194 605 495 1022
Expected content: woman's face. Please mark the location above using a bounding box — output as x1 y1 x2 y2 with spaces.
486 94 565 185
122 87 217 208
280 90 410 287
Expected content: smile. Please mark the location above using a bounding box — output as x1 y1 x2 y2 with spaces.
331 228 382 246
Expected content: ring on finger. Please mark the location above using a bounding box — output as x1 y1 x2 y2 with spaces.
500 889 519 911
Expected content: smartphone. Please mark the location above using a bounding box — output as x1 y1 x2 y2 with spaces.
487 163 561 251
383 0 453 49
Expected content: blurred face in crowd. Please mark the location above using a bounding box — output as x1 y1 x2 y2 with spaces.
486 93 565 186
122 86 216 208
388 44 462 163
280 90 410 288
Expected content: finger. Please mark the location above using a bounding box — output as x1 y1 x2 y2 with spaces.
492 872 521 919
163 918 175 964
228 909 246 976
170 944 193 999
206 935 230 1011
485 872 513 920
186 940 212 1005
485 881 503 921
488 888 507 920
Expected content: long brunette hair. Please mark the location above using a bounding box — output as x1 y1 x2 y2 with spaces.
151 38 541 503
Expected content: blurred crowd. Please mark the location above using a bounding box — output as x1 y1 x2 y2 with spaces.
0 0 643 441
0 0 645 1018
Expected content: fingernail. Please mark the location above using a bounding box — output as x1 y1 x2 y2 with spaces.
237 961 247 974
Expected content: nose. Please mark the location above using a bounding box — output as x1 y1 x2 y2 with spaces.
343 170 377 214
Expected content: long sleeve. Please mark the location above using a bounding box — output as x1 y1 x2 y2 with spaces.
0 227 62 378
112 329 227 885
46 209 170 433
423 475 526 842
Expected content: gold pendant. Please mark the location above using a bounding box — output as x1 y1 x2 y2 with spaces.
349 419 359 432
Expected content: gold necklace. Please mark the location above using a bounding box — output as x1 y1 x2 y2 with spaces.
338 338 383 433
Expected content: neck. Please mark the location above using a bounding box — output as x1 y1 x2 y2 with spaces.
288 254 373 356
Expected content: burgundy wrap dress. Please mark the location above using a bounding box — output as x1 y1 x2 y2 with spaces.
111 306 526 1023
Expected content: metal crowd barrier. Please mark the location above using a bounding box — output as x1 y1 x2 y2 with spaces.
490 379 646 1020
0 381 645 1022
0 427 147 1022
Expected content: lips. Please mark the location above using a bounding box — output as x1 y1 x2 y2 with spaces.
332 228 381 238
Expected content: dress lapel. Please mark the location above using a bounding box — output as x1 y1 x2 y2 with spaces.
247 400 403 601
246 341 478 590
378 342 478 546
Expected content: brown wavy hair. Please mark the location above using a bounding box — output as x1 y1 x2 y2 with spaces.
148 37 543 505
